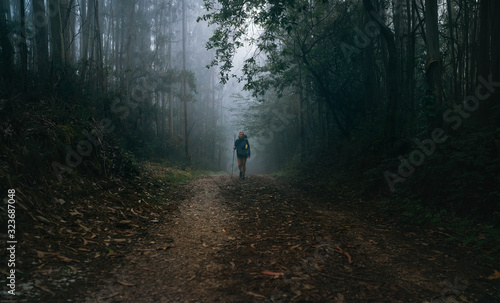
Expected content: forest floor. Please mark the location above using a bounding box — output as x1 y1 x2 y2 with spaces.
2 169 500 302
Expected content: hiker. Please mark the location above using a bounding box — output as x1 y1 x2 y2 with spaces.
233 131 251 179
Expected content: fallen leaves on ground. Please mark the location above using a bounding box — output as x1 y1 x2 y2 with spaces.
9 168 184 302
262 270 285 276
487 269 500 280
334 246 353 264
117 280 137 287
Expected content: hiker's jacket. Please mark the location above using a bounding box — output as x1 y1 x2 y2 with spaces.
234 137 251 157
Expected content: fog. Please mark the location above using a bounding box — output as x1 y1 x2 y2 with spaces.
2 0 499 299
2 0 498 203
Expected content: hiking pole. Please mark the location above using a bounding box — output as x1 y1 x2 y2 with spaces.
231 134 235 177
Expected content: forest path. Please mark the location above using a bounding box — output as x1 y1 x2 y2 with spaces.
87 175 499 303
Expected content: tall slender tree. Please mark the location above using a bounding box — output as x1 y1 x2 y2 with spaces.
182 0 189 158
363 0 401 143
425 0 442 110
0 0 14 94
19 0 27 90
49 0 65 71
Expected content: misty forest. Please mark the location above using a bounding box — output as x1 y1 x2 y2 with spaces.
1 0 500 301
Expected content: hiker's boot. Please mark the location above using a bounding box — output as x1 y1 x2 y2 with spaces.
239 171 243 179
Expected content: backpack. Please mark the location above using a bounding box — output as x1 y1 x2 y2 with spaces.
236 139 249 157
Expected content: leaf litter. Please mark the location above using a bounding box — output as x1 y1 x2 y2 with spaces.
3 171 500 302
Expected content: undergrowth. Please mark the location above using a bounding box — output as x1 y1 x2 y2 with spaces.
279 112 500 262
377 198 500 262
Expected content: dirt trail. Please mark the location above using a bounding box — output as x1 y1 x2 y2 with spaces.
88 176 239 302
86 175 499 302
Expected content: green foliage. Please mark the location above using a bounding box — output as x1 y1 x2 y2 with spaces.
270 154 304 179
391 126 500 223
0 70 149 189
379 197 500 258
202 0 360 104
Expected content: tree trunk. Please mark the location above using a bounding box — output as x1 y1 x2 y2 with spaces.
80 0 90 82
19 0 27 90
446 0 457 105
393 0 404 87
469 5 478 92
0 1 14 94
492 0 500 83
2 0 11 20
489 0 500 167
182 0 189 158
405 0 416 113
477 0 499 122
168 1 174 141
362 9 377 116
477 0 490 79
476 0 491 122
458 0 467 99
298 61 305 162
168 62 174 141
49 0 65 69
210 68 217 163
67 1 76 63
123 2 135 95
60 0 74 63
363 0 401 144
424 0 442 109
93 0 104 90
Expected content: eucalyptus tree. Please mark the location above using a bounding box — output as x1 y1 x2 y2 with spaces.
424 0 442 113
201 0 366 148
32 0 48 79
